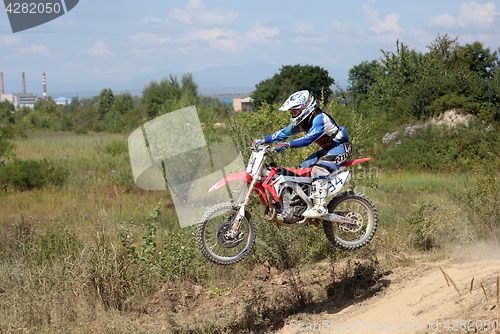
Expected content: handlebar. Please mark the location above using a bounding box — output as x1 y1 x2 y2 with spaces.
248 144 276 153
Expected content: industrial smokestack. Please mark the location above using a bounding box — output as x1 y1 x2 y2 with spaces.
22 72 26 94
43 73 47 100
0 72 4 96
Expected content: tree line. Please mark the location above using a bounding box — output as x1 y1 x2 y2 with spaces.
0 73 233 136
348 35 500 121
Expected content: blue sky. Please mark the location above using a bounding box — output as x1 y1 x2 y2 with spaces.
1 0 500 96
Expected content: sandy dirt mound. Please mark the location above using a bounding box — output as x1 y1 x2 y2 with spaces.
277 258 500 334
129 245 500 333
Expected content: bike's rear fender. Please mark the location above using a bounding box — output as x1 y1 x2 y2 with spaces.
208 171 268 205
340 158 370 168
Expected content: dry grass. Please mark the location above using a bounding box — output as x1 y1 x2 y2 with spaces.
1 132 177 245
439 266 461 297
1 131 497 333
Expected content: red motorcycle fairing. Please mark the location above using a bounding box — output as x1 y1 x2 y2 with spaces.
275 158 370 177
208 171 268 205
207 158 371 206
340 158 370 167
262 168 280 201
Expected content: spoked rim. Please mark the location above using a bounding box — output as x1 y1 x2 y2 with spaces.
333 198 374 242
201 207 252 262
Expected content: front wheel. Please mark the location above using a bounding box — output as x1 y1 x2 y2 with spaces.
322 191 378 250
197 203 256 265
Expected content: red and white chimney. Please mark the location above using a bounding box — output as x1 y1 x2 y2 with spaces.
22 72 26 94
0 72 4 96
43 73 47 100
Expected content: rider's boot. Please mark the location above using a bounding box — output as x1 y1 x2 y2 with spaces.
303 178 328 218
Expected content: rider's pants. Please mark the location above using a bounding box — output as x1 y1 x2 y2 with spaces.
299 142 352 179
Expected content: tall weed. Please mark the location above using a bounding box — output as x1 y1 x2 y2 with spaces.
453 166 500 238
406 201 437 251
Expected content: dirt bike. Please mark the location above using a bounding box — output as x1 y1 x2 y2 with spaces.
196 144 378 265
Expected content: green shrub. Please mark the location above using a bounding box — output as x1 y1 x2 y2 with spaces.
0 158 69 190
0 138 14 160
452 166 500 237
104 108 126 133
377 121 499 172
406 201 437 251
427 94 494 117
104 138 128 156
74 126 88 134
118 205 208 295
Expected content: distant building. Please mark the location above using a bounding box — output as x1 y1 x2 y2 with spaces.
216 93 253 112
237 96 254 112
218 98 233 104
1 93 40 109
54 97 71 105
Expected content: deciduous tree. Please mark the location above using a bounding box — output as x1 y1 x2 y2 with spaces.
97 88 114 120
252 64 335 107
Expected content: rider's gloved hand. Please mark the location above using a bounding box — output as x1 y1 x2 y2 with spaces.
275 142 290 152
252 139 265 146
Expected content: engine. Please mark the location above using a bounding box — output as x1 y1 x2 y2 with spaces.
276 186 308 225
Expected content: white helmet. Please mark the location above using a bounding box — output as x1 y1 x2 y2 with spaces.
279 90 318 126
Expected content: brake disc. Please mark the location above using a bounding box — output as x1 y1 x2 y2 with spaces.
216 222 245 248
337 211 363 233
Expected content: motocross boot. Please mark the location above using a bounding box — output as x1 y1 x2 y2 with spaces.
303 178 328 218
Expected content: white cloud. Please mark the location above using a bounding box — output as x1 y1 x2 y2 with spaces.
408 28 434 44
362 3 402 43
167 0 237 26
370 13 402 34
246 23 280 44
426 13 458 29
190 27 236 41
362 4 380 25
15 44 51 57
88 41 114 57
458 2 499 27
131 48 156 58
331 20 350 33
186 0 205 11
0 36 21 47
186 27 239 51
142 17 163 24
131 33 170 46
198 9 238 26
48 20 80 30
296 22 315 34
179 22 279 52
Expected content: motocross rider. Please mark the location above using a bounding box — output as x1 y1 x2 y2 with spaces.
253 90 352 218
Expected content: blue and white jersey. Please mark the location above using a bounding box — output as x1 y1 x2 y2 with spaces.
264 112 348 149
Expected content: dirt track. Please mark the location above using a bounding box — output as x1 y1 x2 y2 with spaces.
277 257 500 334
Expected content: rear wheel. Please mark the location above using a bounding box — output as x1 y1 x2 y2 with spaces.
197 203 256 265
322 191 378 250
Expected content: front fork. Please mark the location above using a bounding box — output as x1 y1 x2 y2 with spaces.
228 177 258 237
228 154 267 237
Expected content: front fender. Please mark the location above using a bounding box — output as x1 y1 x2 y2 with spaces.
208 171 268 205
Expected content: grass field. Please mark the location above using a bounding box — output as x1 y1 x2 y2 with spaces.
0 131 497 333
